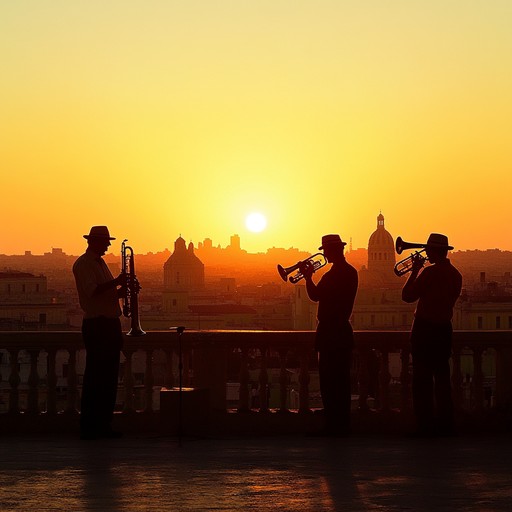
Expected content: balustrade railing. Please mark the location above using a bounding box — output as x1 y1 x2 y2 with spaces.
0 330 511 423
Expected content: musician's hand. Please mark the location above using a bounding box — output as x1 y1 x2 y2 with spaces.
300 261 315 280
411 253 425 273
114 273 127 288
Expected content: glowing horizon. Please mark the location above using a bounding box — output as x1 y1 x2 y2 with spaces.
1 2 511 256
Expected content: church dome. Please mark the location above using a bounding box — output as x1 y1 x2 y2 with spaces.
367 213 396 279
165 237 202 266
368 213 394 249
174 236 186 251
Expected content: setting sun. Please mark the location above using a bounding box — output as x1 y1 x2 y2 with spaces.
245 212 267 233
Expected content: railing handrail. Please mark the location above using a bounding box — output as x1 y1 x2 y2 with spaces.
1 329 511 350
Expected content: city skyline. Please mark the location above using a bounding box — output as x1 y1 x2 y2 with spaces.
3 230 512 260
2 2 512 255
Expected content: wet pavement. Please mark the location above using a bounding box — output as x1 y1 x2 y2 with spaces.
1 433 512 511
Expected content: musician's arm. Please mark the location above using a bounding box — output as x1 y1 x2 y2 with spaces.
402 268 423 302
303 262 320 302
305 274 320 302
93 274 125 297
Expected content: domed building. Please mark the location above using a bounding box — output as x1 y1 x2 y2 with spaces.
164 236 204 291
367 212 396 282
353 213 413 330
358 212 397 289
163 236 205 314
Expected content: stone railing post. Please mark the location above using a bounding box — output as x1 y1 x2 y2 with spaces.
238 347 250 412
378 349 391 412
144 348 154 413
451 346 463 411
183 349 191 387
357 347 370 411
400 347 412 412
122 348 135 414
258 346 269 413
278 348 289 413
46 348 58 415
163 348 175 389
8 348 20 414
472 347 484 413
65 348 78 414
27 349 40 414
298 348 311 414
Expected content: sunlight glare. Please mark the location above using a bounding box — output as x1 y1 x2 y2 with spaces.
245 212 267 233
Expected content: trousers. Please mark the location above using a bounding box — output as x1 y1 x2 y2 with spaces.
316 321 353 433
411 318 454 432
80 317 123 434
318 346 352 432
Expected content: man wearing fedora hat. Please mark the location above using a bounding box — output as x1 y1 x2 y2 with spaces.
402 233 462 436
302 234 358 436
73 226 126 440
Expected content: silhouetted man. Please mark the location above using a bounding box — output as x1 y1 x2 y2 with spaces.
303 234 358 436
402 233 462 436
73 226 126 440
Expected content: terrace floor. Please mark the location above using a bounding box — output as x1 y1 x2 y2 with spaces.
2 431 512 511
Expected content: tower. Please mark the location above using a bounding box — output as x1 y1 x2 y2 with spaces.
229 234 241 251
367 212 396 280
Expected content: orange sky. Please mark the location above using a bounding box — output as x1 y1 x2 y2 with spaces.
1 1 511 256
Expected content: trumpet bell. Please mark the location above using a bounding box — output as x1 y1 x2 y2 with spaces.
277 264 292 282
395 236 426 255
126 323 146 337
394 236 429 276
395 236 405 254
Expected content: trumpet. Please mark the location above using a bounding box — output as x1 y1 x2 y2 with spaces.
277 253 327 284
393 236 428 276
121 240 146 336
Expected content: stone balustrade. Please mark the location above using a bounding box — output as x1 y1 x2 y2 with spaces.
0 330 511 429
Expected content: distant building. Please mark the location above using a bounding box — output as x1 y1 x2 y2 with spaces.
353 213 412 329
359 212 397 288
162 237 205 314
0 271 67 329
200 238 213 250
291 285 317 330
228 234 241 251
154 234 296 329
188 304 258 329
454 272 512 330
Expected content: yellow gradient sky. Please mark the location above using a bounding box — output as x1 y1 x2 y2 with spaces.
1 1 511 256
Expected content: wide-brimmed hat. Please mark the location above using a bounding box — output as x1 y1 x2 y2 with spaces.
83 226 116 240
319 234 347 250
425 233 453 250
